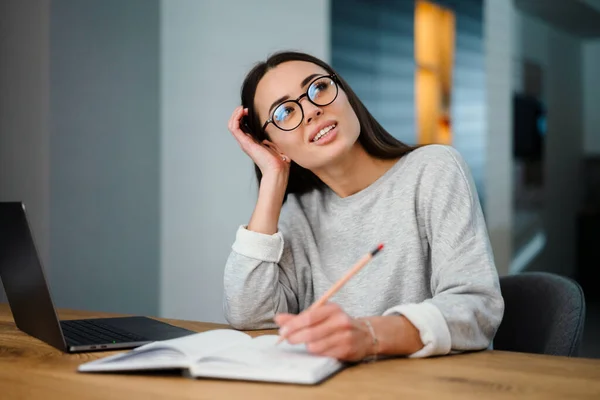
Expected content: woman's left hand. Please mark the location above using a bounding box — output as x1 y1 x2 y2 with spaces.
274 302 373 362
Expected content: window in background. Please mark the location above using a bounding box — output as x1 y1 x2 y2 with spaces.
415 0 455 145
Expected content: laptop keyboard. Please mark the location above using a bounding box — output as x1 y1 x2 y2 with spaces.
60 319 147 346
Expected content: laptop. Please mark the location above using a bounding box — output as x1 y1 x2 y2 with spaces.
0 201 197 353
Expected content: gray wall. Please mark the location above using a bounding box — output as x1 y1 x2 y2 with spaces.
513 12 583 278
483 0 514 277
1 0 328 321
159 0 331 322
49 0 160 315
583 40 600 155
0 0 51 302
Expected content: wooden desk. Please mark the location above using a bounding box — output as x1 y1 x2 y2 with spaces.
1 304 599 399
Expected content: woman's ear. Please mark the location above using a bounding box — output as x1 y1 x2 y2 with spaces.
263 139 280 152
262 140 289 162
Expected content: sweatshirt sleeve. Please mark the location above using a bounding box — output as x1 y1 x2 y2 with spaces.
383 146 504 358
222 224 300 330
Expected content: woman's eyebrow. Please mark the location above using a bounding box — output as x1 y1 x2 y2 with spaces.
268 73 322 114
300 73 320 88
268 95 289 115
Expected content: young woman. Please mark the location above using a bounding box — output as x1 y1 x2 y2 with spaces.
223 51 504 362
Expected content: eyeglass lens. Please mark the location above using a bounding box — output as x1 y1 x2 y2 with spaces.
272 76 337 130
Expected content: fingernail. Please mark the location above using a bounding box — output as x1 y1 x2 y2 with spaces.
279 326 288 336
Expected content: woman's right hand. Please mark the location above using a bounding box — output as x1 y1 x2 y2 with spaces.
228 106 289 234
228 106 290 178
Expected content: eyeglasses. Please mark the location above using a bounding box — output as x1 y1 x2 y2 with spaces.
262 74 339 131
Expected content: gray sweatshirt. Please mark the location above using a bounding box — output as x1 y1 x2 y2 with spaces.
223 144 504 358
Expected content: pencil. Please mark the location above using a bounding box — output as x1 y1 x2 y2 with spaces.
276 243 384 344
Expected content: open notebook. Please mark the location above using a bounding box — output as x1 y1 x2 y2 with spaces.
77 329 344 385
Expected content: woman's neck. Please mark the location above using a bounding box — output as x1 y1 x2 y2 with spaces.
312 144 399 198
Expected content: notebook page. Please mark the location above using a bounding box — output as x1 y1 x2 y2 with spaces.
78 329 251 372
135 329 251 359
199 334 339 370
191 335 344 384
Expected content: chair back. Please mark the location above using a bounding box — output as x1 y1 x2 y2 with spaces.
494 272 586 357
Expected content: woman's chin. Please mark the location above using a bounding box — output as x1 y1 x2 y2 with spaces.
305 143 357 170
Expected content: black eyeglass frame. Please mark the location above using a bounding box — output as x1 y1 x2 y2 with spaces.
261 74 339 132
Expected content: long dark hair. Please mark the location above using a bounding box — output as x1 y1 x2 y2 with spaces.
240 51 416 201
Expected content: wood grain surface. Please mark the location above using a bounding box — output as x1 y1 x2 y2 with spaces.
1 303 599 399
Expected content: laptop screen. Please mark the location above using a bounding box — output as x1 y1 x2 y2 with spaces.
0 202 67 351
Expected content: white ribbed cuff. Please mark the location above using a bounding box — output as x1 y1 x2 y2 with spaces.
231 225 284 262
383 302 452 358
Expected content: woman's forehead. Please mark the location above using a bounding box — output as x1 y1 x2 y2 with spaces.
255 61 328 116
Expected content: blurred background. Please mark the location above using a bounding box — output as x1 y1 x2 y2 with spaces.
0 0 598 357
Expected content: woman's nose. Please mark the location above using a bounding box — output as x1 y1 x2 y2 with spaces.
303 101 323 125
